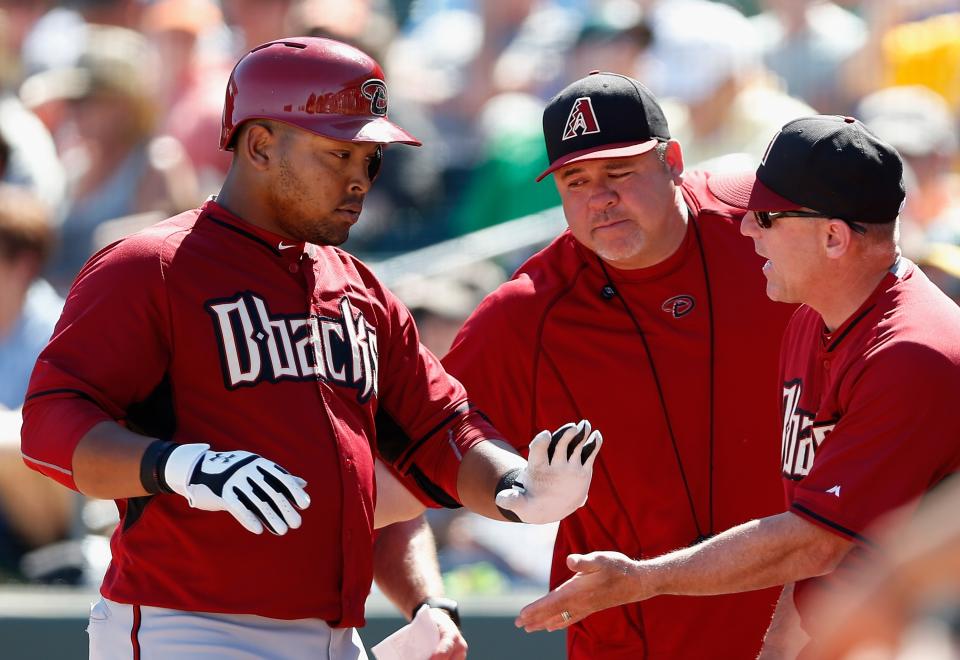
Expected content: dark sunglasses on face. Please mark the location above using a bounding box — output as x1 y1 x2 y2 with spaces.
754 210 867 235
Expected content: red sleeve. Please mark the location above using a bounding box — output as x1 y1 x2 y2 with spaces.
372 281 495 506
21 234 172 490
789 344 960 543
441 280 538 453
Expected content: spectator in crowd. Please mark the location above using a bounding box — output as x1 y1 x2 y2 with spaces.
881 8 960 111
0 184 73 582
21 25 197 291
842 0 960 111
640 0 814 171
858 85 960 256
450 92 562 234
16 0 151 88
222 0 294 54
141 0 233 195
0 2 68 214
71 0 144 29
564 6 652 84
751 0 867 114
0 91 66 216
0 184 60 409
387 0 583 214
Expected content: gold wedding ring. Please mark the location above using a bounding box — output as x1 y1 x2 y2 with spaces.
561 610 572 623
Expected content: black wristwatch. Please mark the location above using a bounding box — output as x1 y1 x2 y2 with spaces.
412 596 461 629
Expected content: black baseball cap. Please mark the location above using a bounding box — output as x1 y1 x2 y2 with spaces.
536 71 671 182
708 115 906 223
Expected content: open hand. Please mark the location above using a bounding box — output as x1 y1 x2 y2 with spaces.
515 551 641 632
495 420 601 524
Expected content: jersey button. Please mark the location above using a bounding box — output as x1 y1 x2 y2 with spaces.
288 263 299 273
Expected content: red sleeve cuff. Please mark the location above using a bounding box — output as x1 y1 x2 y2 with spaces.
790 502 874 546
394 410 499 508
21 394 113 491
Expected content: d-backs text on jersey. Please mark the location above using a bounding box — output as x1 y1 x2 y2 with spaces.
206 293 378 401
781 379 836 480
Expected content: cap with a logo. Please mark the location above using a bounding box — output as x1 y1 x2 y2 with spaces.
708 115 905 223
536 71 671 182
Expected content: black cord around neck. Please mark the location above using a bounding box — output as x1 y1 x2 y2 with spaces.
597 208 716 544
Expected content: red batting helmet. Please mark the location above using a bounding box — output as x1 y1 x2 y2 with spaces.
220 37 421 152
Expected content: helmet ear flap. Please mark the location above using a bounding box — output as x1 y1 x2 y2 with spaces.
368 145 383 181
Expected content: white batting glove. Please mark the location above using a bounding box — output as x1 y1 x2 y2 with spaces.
162 443 311 535
495 420 602 524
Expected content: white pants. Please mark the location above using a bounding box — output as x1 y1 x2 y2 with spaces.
87 598 368 660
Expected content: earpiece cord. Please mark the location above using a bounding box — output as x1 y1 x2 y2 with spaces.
596 208 715 544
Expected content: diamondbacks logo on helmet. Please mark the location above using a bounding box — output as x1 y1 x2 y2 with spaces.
562 97 600 140
361 79 388 116
661 295 695 318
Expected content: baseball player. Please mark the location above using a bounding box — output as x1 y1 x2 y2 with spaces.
20 38 602 660
437 72 797 658
516 115 960 659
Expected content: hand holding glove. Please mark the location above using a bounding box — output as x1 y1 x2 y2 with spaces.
495 420 602 524
158 443 311 535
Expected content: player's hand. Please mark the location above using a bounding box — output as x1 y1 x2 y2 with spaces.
495 420 602 524
425 607 468 660
515 551 641 632
163 443 310 535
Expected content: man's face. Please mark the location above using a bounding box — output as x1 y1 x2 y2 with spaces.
554 149 684 270
739 210 826 303
266 129 379 246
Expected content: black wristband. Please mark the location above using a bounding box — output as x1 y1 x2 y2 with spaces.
494 467 524 522
139 440 177 494
413 597 461 629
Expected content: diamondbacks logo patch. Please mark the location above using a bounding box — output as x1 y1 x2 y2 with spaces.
361 79 388 116
562 97 601 140
661 295 695 318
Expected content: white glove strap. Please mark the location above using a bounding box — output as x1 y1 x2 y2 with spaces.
163 442 210 502
495 468 525 522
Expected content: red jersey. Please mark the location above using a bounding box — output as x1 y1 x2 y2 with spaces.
779 260 960 630
443 173 796 659
21 200 488 624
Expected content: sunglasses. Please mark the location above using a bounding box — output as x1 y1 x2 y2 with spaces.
754 210 867 235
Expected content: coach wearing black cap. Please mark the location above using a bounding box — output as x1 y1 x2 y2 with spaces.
441 71 799 659
516 115 960 658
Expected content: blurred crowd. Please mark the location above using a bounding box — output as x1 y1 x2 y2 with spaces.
0 0 958 652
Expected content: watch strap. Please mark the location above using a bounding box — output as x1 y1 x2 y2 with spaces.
412 596 461 628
